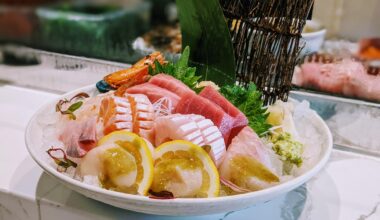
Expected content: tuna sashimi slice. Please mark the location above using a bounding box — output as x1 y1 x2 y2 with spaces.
199 86 248 145
126 82 180 109
199 86 242 117
219 126 282 191
175 93 235 144
149 74 195 98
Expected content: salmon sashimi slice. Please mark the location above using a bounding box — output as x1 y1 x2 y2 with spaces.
100 96 133 135
199 86 248 145
175 92 235 144
149 74 195 98
155 114 226 167
99 94 155 143
219 126 282 191
126 82 180 110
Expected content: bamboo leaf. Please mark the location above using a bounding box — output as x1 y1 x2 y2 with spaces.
176 0 236 86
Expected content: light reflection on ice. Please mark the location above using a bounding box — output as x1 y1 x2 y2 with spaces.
327 105 380 150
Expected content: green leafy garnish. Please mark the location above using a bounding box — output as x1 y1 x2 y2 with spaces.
47 147 78 172
220 83 272 136
61 101 83 120
149 46 202 92
55 92 89 120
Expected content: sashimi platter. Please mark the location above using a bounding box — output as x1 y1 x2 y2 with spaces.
26 48 332 215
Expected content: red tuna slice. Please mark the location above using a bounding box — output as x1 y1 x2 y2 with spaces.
199 86 243 117
126 82 180 109
149 74 195 98
199 86 248 145
175 93 235 143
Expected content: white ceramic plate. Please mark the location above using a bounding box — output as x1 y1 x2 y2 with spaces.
25 85 333 216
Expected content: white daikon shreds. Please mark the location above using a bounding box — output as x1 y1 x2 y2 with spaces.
153 97 173 117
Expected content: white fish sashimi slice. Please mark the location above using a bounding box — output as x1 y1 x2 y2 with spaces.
204 131 222 143
178 121 198 136
183 129 202 141
192 116 226 167
190 136 205 146
165 167 203 198
154 114 200 146
219 126 282 192
202 126 219 136
155 114 226 167
204 136 226 167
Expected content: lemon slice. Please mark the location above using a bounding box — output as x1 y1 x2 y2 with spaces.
151 140 220 198
81 131 153 195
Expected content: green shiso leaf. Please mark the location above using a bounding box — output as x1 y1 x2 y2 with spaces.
176 0 236 86
220 83 272 136
150 46 202 92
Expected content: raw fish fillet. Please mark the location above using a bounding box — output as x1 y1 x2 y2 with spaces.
199 86 248 144
126 83 180 109
59 120 87 158
98 94 155 143
58 95 106 158
293 59 380 102
154 114 226 166
149 74 195 97
175 93 235 144
219 126 282 191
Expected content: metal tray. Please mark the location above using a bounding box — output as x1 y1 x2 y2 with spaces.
290 89 380 157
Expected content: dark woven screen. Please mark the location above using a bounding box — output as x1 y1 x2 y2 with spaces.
220 0 314 104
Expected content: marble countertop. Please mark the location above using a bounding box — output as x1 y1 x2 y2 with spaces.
1 84 380 220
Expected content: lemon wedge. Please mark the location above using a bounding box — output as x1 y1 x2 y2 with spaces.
81 131 153 195
151 140 220 198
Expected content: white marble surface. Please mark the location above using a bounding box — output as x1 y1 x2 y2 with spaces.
1 84 380 220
